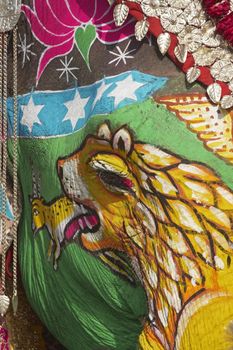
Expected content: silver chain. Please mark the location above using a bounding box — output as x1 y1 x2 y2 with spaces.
0 27 19 317
0 33 2 184
12 26 18 304
1 31 8 294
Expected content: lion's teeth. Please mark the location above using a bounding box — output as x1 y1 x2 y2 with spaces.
78 218 84 230
84 216 92 229
85 230 103 243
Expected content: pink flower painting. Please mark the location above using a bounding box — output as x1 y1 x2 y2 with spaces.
21 0 135 83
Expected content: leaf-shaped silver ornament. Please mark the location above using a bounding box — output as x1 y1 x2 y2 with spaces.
113 3 129 27
174 44 187 63
221 95 233 109
186 66 201 84
157 32 171 55
229 80 233 92
207 83 222 104
0 295 10 316
12 293 18 315
0 0 22 32
135 18 149 41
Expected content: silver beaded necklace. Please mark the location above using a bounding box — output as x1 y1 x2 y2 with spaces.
0 0 21 339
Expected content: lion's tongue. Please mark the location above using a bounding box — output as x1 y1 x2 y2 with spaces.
65 215 98 240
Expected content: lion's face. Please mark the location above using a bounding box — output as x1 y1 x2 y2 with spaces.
57 123 156 253
57 122 233 288
57 122 233 345
31 198 46 234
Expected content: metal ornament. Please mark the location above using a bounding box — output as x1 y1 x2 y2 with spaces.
0 0 21 32
114 0 233 107
229 80 233 91
221 95 233 109
113 3 129 27
135 18 150 41
174 44 188 63
0 2 20 333
157 32 171 55
12 292 18 316
207 83 222 103
141 0 160 17
0 295 10 317
186 66 201 83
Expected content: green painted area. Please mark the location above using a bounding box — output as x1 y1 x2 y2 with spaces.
9 98 233 350
75 24 96 71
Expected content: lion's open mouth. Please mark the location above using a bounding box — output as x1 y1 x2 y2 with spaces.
64 204 100 241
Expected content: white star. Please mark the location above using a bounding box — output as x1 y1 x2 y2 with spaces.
108 40 136 66
18 33 36 68
108 75 144 107
63 90 89 129
93 81 112 108
20 96 44 133
56 56 79 83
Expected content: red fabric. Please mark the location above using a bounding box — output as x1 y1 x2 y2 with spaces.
6 247 13 278
206 1 230 17
203 0 233 45
116 0 231 98
217 13 233 45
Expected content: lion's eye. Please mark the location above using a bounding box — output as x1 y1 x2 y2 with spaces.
33 209 39 216
99 171 133 193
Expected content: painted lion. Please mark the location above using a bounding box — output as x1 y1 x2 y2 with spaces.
57 122 233 350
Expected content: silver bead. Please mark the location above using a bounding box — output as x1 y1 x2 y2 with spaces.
0 294 10 316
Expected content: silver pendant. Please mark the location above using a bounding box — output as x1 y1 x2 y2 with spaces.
135 18 149 41
221 95 233 109
157 32 171 55
0 0 21 32
186 66 201 84
207 83 222 104
113 3 129 27
12 293 18 315
0 294 10 316
174 44 188 63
